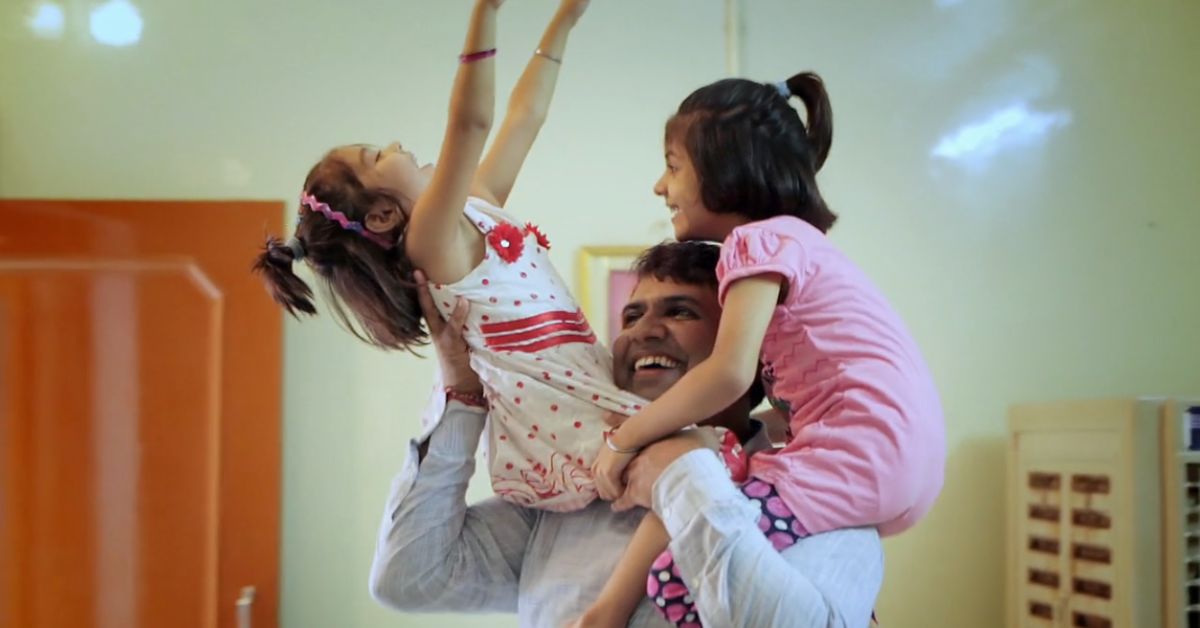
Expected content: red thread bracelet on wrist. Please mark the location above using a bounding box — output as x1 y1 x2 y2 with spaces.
445 386 487 408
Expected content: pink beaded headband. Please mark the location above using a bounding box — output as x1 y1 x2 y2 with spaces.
299 192 395 249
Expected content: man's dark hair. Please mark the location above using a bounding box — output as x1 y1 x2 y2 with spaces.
632 241 721 287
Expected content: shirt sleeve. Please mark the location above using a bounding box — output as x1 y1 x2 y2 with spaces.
717 225 808 306
368 401 536 613
654 449 883 627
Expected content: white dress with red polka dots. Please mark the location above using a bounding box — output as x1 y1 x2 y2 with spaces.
427 198 646 512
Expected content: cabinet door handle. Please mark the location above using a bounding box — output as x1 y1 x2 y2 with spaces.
236 586 256 628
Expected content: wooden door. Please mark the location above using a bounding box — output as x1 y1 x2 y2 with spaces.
0 199 283 628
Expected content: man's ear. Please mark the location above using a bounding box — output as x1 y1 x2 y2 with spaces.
364 200 404 234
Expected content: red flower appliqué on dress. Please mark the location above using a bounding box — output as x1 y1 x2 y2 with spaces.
487 221 525 263
524 223 551 250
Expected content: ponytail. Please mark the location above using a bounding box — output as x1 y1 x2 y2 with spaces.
783 72 833 172
253 235 316 317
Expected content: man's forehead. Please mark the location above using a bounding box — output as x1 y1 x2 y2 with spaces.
626 277 717 306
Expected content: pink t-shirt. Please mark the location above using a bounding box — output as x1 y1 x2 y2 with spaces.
717 216 945 537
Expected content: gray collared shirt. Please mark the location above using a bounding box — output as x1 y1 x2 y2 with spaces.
370 402 883 627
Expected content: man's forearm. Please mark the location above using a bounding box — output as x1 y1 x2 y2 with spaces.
369 403 530 614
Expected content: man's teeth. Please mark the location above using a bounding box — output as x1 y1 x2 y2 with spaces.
634 356 681 370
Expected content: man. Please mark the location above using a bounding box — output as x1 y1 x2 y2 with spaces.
369 242 883 627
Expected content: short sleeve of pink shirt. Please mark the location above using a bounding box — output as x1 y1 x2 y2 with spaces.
716 223 808 307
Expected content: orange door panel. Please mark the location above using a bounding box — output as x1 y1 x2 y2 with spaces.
0 200 283 628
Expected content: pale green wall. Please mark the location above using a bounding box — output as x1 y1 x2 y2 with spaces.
2 1 1197 626
738 1 1200 625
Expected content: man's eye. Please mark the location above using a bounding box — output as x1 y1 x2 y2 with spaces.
668 307 695 318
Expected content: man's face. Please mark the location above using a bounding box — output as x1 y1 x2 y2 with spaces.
612 277 722 400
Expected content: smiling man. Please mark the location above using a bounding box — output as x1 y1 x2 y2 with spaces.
369 241 883 627
612 243 757 445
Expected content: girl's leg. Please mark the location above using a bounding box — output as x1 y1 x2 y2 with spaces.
644 479 811 628
577 512 669 627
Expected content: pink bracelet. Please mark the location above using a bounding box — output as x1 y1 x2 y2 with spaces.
459 48 497 64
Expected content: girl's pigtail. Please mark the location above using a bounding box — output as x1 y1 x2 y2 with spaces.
253 235 316 317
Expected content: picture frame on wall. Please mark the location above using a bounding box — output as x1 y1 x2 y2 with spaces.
576 245 647 346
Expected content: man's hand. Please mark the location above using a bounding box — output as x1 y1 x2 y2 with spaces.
591 437 635 500
601 410 627 428
414 270 479 392
611 428 721 512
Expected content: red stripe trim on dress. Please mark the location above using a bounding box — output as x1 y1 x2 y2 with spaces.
480 310 586 334
484 320 592 346
489 331 597 353
487 329 593 350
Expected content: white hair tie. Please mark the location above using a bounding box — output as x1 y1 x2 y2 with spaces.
286 237 306 261
773 80 791 99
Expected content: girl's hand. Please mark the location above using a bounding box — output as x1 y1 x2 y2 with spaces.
557 0 589 24
591 437 635 500
414 270 479 392
612 427 721 512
